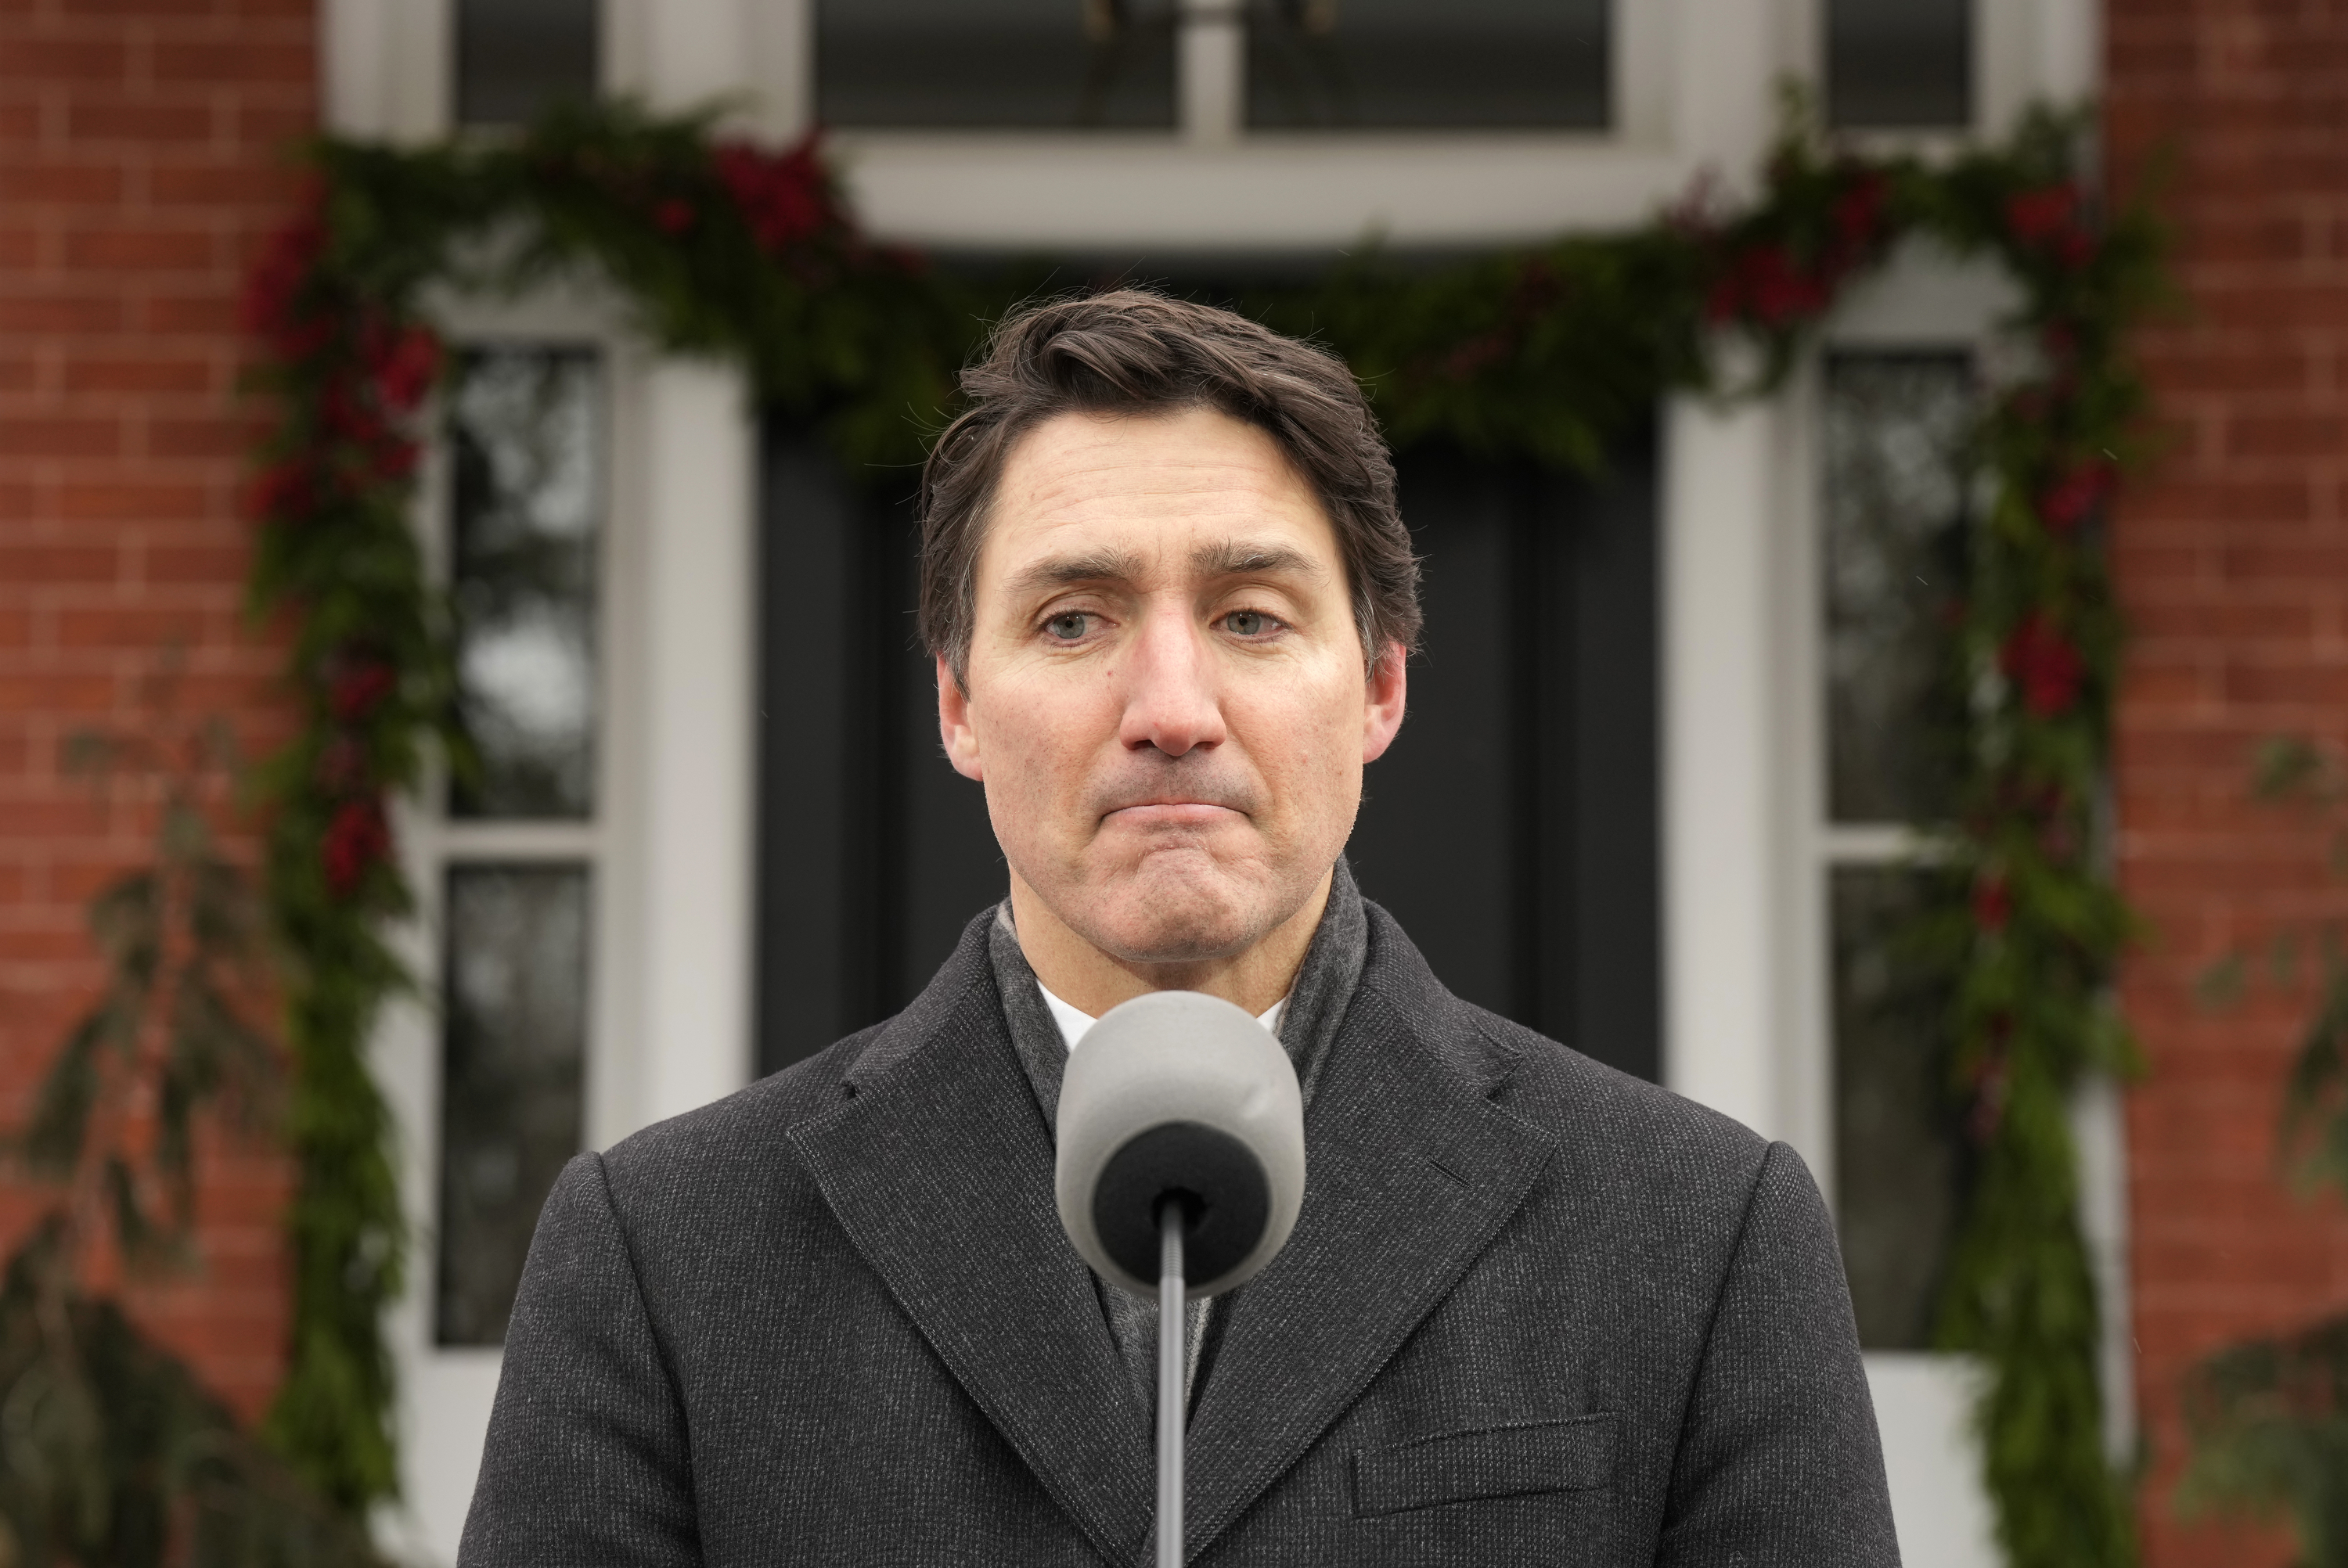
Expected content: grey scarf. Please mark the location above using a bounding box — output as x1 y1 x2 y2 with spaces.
987 860 1370 1415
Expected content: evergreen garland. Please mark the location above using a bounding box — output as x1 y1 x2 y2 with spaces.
240 99 2163 1562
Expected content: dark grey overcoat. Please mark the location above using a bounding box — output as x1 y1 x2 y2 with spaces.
460 904 1898 1565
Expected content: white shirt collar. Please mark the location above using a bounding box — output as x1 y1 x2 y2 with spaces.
1034 981 1286 1053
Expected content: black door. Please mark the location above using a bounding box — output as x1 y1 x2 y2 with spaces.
753 418 1658 1081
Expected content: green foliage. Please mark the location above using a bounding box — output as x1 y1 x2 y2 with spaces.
0 1223 381 1568
2 691 374 1565
243 99 2165 1552
2180 739 2348 1565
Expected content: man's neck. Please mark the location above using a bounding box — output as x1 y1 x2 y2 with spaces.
1006 867 1334 1020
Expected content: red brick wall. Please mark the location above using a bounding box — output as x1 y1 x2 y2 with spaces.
2108 0 2348 1563
0 0 312 1425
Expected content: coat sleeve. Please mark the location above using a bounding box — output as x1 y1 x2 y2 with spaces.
1657 1141 1901 1566
458 1152 700 1567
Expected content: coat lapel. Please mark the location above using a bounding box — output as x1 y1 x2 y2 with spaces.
1183 908 1558 1557
787 922 1155 1566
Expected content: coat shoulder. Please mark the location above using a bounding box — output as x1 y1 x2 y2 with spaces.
1353 899 1775 1212
1463 1000 1778 1210
1481 1002 1763 1154
594 1020 891 1212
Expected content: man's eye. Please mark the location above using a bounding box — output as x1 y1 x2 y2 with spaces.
1043 612 1091 641
1225 610 1277 637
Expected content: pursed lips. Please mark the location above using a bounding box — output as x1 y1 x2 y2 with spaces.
1100 799 1245 829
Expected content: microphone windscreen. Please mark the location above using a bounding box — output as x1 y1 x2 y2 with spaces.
1053 991 1305 1299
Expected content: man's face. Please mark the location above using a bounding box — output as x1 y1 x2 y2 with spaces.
938 405 1406 969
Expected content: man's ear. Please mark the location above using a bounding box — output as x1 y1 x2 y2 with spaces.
938 653 985 782
1362 640 1407 764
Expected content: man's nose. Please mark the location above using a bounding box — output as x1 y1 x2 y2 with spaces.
1117 606 1226 758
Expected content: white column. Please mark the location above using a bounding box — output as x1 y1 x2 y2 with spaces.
637 0 755 111
2073 1074 2135 1463
636 361 758 1128
319 0 446 140
1661 391 1782 1138
1669 0 1779 192
1865 1356 2000 1568
1180 2 1244 146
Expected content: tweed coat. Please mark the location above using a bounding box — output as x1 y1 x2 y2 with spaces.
459 902 1898 1566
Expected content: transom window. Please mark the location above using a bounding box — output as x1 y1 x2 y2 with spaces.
1826 0 1973 130
456 0 600 128
449 0 1979 142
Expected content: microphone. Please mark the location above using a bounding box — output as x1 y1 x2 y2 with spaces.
1054 991 1305 1568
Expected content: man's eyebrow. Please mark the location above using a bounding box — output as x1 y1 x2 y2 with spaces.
998 548 1147 601
1190 541 1328 582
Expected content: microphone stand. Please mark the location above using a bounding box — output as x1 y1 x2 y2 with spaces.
1156 1199 1187 1568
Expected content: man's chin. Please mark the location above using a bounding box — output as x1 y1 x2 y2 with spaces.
1064 857 1277 966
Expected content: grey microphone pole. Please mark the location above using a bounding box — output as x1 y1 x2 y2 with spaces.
1055 992 1306 1568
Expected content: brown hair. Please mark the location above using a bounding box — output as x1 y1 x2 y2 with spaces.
918 290 1420 686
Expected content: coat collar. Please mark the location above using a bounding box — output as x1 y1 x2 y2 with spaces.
788 903 1556 1565
1181 903 1555 1555
787 919 1158 1563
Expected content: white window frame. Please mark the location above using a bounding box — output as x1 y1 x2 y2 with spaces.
366 287 758 1568
1795 250 2019 1568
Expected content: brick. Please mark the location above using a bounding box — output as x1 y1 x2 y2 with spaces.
145 413 258 459
229 98 313 149
55 480 211 520
59 352 218 395
0 415 121 458
0 541 120 584
152 39 312 87
52 604 223 649
0 36 134 85
141 541 249 584
2224 412 2348 461
64 94 217 147
146 160 297 207
60 222 218 274
135 291 238 334
0 158 127 204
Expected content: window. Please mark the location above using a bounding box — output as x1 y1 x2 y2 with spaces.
1825 0 1972 131
437 864 592 1345
433 343 607 1347
456 0 601 128
1247 0 1610 131
448 347 603 820
817 0 1179 129
815 0 1612 135
1817 351 1974 1350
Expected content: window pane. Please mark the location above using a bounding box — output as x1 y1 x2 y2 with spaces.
437 864 590 1347
1823 351 1972 825
448 346 603 821
1831 865 1964 1350
456 0 600 128
817 0 1177 129
1826 0 1970 130
1248 0 1609 130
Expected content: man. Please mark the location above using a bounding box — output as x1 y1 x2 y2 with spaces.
462 292 1897 1564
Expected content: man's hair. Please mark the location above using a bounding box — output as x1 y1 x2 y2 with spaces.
918 290 1421 686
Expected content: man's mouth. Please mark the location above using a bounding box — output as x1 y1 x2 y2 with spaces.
1101 799 1244 828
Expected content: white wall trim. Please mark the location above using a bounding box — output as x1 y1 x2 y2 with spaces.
632 361 758 1128
1661 382 1786 1142
319 0 448 141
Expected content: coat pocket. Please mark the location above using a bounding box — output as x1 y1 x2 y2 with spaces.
1352 1413 1619 1517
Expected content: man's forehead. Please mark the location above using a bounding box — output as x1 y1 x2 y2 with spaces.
981 408 1341 597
